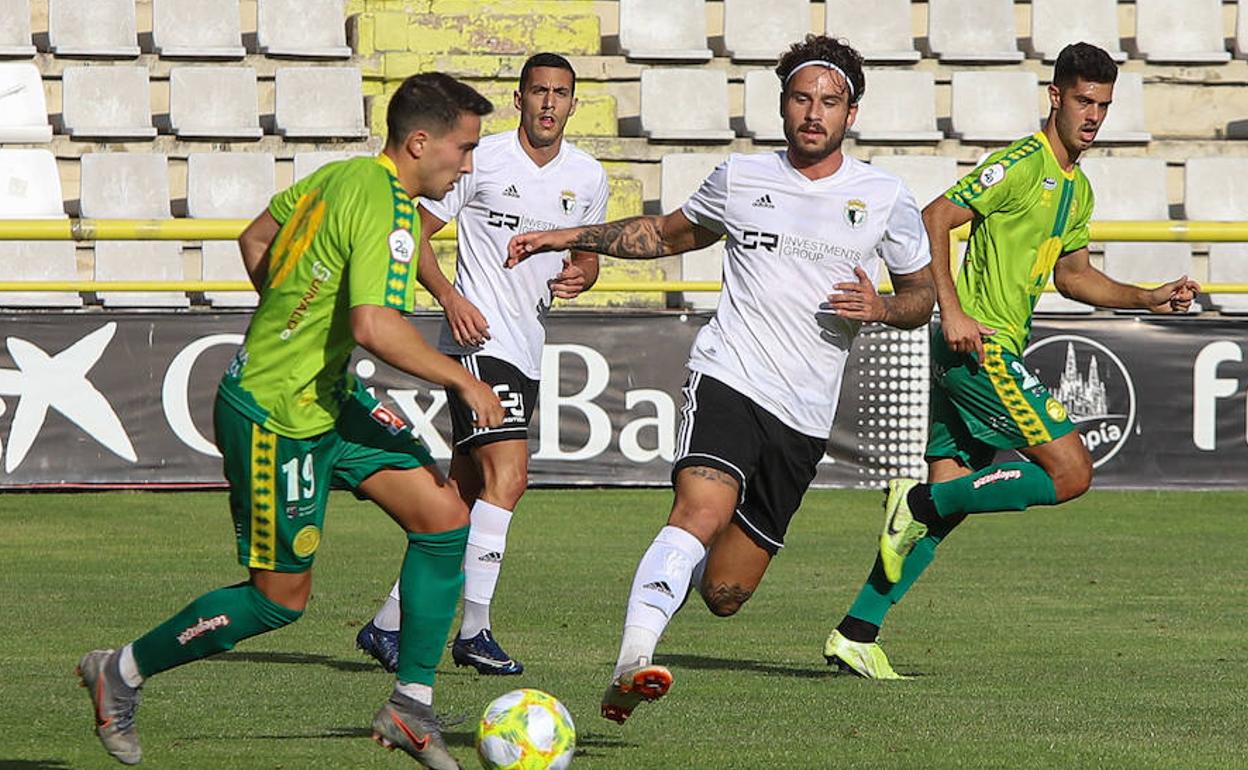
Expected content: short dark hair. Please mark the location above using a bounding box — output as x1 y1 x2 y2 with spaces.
385 72 493 147
519 52 577 96
775 34 866 105
1053 42 1118 89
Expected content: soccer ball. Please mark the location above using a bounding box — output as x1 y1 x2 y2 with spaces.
476 688 576 770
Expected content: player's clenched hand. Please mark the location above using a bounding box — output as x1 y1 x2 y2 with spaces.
825 266 886 322
941 308 996 364
1148 275 1201 314
443 292 490 347
549 258 589 300
458 376 504 429
506 230 569 268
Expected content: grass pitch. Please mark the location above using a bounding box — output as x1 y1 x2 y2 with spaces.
1 488 1245 770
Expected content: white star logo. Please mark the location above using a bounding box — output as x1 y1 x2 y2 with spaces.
0 322 136 473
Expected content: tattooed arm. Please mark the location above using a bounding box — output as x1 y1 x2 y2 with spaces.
825 265 935 330
506 210 720 267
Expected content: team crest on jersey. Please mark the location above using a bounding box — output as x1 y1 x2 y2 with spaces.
844 199 868 229
559 190 577 216
388 228 414 263
1043 177 1057 190
980 163 1006 188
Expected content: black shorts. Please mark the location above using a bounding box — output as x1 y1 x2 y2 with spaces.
447 354 539 450
672 372 827 555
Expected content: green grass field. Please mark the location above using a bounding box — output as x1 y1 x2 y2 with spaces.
2 489 1245 770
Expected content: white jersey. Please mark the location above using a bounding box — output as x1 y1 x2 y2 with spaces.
681 151 930 438
421 130 609 379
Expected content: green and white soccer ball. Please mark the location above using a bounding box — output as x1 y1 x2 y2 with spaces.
476 688 576 770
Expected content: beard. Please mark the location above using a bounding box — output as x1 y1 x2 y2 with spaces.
784 124 844 163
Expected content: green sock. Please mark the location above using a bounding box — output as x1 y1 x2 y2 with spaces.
846 515 962 628
131 582 303 678
931 462 1058 518
397 526 469 686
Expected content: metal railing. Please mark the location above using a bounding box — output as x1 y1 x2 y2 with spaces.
0 219 1246 294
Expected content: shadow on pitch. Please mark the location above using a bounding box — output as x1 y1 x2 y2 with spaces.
660 652 837 679
204 650 376 673
0 762 76 770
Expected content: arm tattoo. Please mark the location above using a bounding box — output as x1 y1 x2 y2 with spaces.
568 216 666 259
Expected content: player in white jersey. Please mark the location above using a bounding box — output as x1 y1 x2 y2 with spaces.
507 35 936 723
357 53 609 675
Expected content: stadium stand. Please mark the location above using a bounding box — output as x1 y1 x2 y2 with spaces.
640 68 733 142
1095 72 1151 144
742 69 784 143
0 62 52 141
48 0 140 57
927 0 1024 62
61 66 157 139
1029 0 1126 62
868 155 959 211
949 71 1040 143
825 0 919 63
152 0 246 59
849 69 942 143
660 152 727 309
188 153 274 308
274 66 367 139
0 0 35 57
257 0 352 58
1186 157 1248 313
169 66 262 140
722 0 808 63
618 0 711 61
1134 0 1230 64
293 150 373 181
1239 0 1248 59
0 148 79 307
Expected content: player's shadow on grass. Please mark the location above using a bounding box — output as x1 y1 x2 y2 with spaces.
661 652 837 679
205 650 376 673
0 761 76 770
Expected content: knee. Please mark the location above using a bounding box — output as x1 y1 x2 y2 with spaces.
701 582 754 617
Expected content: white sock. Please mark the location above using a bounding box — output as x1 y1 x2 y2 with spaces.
459 499 513 639
372 579 402 632
614 525 705 677
395 682 433 706
118 644 144 689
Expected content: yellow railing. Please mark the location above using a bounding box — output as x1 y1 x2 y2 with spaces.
0 219 1246 294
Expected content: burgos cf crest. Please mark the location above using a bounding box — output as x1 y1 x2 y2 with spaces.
559 190 577 216
844 199 867 229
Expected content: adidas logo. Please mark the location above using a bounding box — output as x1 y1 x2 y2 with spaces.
502 184 520 199
642 580 674 598
478 551 503 563
752 194 774 209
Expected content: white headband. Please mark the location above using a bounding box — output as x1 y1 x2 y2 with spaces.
784 60 856 98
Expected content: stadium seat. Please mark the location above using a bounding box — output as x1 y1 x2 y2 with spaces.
0 243 82 308
1238 0 1248 59
618 0 712 61
94 242 189 308
660 152 728 309
1029 0 1126 62
850 70 942 143
48 0 140 57
187 152 273 308
742 69 784 142
0 148 77 307
274 66 367 139
1206 245 1248 314
869 155 959 210
61 66 157 140
0 0 35 56
928 0 1023 62
825 0 918 63
292 150 373 181
153 0 245 58
169 67 262 140
1081 157 1195 312
202 241 258 308
0 63 52 142
1096 72 1151 144
723 0 809 62
640 69 733 142
949 71 1040 143
1134 0 1230 63
1184 157 1248 312
257 0 351 58
0 148 62 217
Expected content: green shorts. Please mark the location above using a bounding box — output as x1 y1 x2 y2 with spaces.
214 384 435 572
926 323 1075 470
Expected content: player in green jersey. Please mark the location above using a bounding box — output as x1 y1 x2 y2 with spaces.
77 73 502 770
823 43 1200 678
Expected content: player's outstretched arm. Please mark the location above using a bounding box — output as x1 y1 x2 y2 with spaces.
506 211 719 267
350 304 504 428
825 266 935 330
1053 249 1201 312
415 204 491 346
238 210 281 292
922 197 996 360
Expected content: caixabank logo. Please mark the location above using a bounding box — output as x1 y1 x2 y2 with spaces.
1023 334 1137 468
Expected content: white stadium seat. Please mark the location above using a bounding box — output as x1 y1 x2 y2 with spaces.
640 69 733 142
825 0 918 63
257 0 351 58
48 0 140 57
869 155 959 210
0 0 35 56
928 0 1023 62
0 243 82 307
0 148 77 307
1185 157 1248 313
850 70 942 143
950 71 1040 143
723 0 809 63
1030 0 1126 62
661 152 728 309
170 67 262 140
619 0 712 61
1096 72 1151 144
1134 0 1230 64
742 69 784 143
94 242 189 308
0 63 52 142
186 152 276 219
0 148 63 217
202 242 258 308
1238 0 1248 59
274 66 367 139
61 66 156 140
153 0 245 58
293 150 372 181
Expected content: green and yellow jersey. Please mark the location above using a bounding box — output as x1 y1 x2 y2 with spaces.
218 155 420 438
944 131 1094 355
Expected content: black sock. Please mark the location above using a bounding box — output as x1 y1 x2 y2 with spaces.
907 484 939 525
836 615 880 644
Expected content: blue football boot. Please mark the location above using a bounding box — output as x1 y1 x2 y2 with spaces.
356 620 400 673
450 629 523 675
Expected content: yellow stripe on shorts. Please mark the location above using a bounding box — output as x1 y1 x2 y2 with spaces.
248 424 278 569
982 343 1052 446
